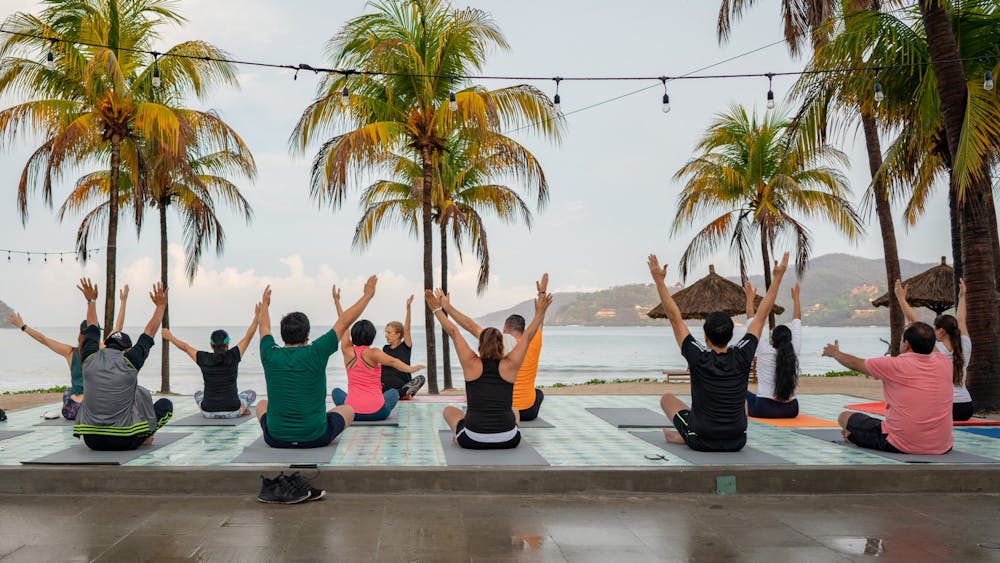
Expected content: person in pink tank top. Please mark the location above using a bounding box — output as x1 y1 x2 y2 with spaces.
332 288 424 421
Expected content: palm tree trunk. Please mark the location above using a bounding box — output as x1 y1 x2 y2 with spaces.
420 146 438 394
440 219 453 390
948 175 963 293
861 113 903 356
919 0 1000 410
760 228 775 330
158 198 171 394
104 134 121 338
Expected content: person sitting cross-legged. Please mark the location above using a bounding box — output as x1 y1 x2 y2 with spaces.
428 287 553 449
743 281 802 418
73 279 173 451
161 304 260 418
254 277 376 448
380 295 426 399
822 322 953 455
651 252 789 452
330 286 424 421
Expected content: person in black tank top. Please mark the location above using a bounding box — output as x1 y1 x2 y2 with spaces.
425 285 553 450
381 295 425 398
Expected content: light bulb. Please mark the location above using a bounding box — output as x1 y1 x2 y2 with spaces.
449 91 457 111
662 93 671 113
985 70 994 91
874 82 885 104
766 90 775 110
152 66 161 88
46 50 54 69
553 93 561 112
341 86 350 107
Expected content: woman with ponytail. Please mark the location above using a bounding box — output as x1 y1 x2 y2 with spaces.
162 304 260 418
743 281 801 418
895 279 973 420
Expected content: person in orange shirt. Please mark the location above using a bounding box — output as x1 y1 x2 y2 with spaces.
445 273 548 421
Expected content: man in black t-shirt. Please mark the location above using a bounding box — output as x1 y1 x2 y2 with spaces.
648 252 788 452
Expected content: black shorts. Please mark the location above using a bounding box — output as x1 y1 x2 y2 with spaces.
953 401 975 421
260 412 346 448
518 388 545 422
845 413 903 453
455 420 521 450
672 410 746 452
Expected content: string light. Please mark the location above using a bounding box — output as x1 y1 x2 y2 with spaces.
660 77 670 113
45 39 54 69
151 52 161 87
553 77 562 112
986 70 995 91
2 247 104 264
766 73 775 110
874 81 885 103
340 85 350 107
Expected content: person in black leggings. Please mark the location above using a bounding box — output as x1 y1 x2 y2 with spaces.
426 287 553 449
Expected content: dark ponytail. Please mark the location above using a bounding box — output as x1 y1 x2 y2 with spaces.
771 325 798 402
209 329 230 364
935 314 964 385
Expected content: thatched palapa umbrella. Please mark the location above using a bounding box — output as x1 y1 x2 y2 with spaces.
871 256 954 315
647 265 785 320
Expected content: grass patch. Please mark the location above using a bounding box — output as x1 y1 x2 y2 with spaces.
802 370 861 378
543 377 659 388
2 385 68 395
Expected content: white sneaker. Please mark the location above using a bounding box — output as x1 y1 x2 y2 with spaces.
41 411 59 420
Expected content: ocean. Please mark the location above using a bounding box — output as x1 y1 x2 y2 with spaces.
0 325 891 394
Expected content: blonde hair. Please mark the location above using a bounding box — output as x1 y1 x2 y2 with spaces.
386 321 404 335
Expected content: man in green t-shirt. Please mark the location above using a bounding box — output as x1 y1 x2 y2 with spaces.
255 276 376 447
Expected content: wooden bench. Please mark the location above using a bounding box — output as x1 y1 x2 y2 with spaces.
663 358 757 384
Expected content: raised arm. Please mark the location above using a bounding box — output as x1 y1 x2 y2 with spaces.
258 286 272 339
144 283 167 338
369 348 424 374
791 282 801 320
78 278 99 328
426 290 479 375
893 280 919 324
441 298 484 338
332 276 376 336
7 312 74 359
331 285 357 366
822 340 871 377
747 252 789 340
957 279 968 335
648 255 690 349
332 285 344 317
403 294 413 347
236 304 261 356
501 291 553 381
743 281 756 320
114 285 129 333
161 328 198 362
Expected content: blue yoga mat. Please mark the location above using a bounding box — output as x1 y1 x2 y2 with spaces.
958 427 1000 439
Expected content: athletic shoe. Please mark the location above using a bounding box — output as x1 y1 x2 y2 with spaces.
0 408 6 422
257 473 309 504
285 472 325 501
401 375 426 398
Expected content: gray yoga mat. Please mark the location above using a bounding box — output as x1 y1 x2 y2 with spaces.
630 431 793 465
518 417 554 429
170 412 256 426
437 430 549 466
22 432 191 465
794 429 998 464
0 430 32 441
587 408 673 428
352 411 399 427
33 417 75 427
231 436 338 464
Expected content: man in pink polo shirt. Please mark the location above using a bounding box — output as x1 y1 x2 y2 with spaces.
822 322 953 455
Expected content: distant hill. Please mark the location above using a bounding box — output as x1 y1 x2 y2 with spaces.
0 299 13 328
476 253 942 327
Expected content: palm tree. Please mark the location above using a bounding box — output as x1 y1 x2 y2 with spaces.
719 0 907 355
672 105 862 328
0 0 237 335
290 0 564 393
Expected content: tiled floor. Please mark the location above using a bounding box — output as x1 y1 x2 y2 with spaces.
0 492 998 561
2 394 999 467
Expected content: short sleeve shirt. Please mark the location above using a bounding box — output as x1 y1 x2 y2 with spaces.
754 319 801 400
935 336 973 403
681 333 757 440
196 348 242 412
259 330 339 442
864 353 953 454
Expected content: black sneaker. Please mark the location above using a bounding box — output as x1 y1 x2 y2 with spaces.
286 472 325 501
257 473 309 504
401 375 426 398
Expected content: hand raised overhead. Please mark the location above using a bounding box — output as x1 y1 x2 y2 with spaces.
535 292 554 313
743 280 755 300
647 255 667 283
536 273 549 294
791 282 800 301
363 275 377 298
772 252 790 278
149 282 168 306
78 278 98 301
406 294 414 307
261 285 272 308
424 289 441 310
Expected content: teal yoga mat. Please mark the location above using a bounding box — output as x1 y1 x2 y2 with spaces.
437 430 548 466
794 429 998 464
630 431 793 465
22 432 191 465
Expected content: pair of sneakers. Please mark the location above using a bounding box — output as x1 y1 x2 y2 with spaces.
257 472 325 504
400 375 426 399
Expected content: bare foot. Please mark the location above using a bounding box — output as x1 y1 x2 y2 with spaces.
142 436 155 446
841 429 851 441
663 429 685 445
452 435 458 445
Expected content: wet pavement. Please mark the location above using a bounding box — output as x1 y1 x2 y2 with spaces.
0 492 997 562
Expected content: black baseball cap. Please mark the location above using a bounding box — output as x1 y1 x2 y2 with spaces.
104 331 132 351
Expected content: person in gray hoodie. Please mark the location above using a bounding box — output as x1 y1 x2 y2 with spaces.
73 278 172 451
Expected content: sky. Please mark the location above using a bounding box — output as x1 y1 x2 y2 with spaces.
0 0 957 326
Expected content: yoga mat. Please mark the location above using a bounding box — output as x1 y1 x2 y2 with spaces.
845 402 1000 427
437 430 549 466
629 431 793 465
958 427 1000 438
22 432 191 465
352 412 399 427
409 395 465 403
518 417 554 429
170 412 255 426
586 408 672 428
34 417 75 427
0 430 31 441
231 436 338 464
750 414 839 428
794 429 998 463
